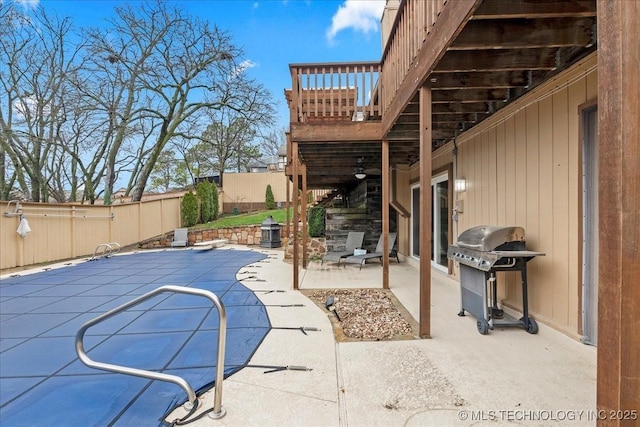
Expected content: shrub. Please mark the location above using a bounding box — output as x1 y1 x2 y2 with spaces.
307 207 325 237
196 181 213 223
265 184 275 210
181 192 199 227
211 183 219 221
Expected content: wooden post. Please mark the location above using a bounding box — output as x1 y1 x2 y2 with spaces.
292 141 300 290
382 138 390 289
596 0 640 421
286 173 290 239
70 205 77 258
285 132 292 240
419 85 432 338
301 163 308 269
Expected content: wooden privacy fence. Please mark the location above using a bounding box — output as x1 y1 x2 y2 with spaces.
0 197 182 270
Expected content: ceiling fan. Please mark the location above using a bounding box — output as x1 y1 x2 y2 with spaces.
354 157 381 180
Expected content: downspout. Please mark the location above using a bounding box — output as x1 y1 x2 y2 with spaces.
452 137 460 242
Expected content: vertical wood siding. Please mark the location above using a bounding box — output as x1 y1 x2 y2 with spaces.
447 53 598 336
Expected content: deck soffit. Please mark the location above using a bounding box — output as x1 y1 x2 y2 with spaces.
384 0 597 149
288 0 597 190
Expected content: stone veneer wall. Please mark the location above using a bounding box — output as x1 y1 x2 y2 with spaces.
138 226 329 264
282 236 326 262
138 225 263 249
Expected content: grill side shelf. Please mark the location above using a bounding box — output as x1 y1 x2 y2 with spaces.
491 250 545 258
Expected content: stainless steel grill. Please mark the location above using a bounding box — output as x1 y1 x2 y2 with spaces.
447 225 545 335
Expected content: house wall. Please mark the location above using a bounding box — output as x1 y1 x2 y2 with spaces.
392 167 412 256
394 52 598 337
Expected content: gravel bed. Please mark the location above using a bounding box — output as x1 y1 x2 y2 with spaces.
308 289 414 341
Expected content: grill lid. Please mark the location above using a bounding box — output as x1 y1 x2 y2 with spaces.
456 225 525 252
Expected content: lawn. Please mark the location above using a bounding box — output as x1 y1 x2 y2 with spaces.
198 208 293 229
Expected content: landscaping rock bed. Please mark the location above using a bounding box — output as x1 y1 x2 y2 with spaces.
305 289 417 341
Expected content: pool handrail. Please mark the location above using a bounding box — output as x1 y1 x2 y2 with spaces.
75 285 228 420
90 243 113 260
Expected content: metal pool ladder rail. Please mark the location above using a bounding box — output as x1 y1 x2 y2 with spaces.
89 242 121 261
75 285 228 420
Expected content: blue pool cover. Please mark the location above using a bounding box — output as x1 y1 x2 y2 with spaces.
0 248 270 426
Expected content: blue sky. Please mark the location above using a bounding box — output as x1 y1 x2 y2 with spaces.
26 0 387 130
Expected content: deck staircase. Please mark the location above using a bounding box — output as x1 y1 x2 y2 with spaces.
315 189 341 207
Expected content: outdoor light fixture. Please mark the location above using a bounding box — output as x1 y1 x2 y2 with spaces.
354 157 367 180
455 178 467 192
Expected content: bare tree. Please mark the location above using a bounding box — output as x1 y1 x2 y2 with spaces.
1 0 276 203
173 139 219 186
259 125 288 158
199 81 275 186
80 0 267 203
0 4 83 201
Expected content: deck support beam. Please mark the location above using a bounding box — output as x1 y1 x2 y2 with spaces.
292 141 299 290
301 163 308 269
596 0 640 421
382 138 390 290
419 85 433 339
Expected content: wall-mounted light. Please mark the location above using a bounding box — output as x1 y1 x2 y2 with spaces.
454 178 466 192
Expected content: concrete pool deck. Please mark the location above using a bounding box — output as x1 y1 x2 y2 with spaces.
167 245 597 427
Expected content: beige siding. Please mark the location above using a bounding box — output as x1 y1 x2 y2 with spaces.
392 167 412 256
389 54 597 336
431 53 597 337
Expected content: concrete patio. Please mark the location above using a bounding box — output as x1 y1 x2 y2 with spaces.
168 245 597 426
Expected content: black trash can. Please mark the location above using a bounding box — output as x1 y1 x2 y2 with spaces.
260 216 281 248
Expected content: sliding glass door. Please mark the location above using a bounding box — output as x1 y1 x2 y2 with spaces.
431 173 449 271
410 173 449 272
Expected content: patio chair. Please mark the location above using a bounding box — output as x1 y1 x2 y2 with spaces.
343 232 399 270
321 231 365 265
170 228 189 247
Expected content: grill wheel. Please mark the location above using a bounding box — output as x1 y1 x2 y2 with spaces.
477 319 490 335
521 317 539 334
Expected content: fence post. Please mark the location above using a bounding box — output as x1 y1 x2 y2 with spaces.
70 205 77 258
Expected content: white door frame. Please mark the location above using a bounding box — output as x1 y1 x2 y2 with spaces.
410 183 420 260
431 172 449 273
410 172 449 273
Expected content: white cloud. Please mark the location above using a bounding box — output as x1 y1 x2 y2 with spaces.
14 0 39 9
237 59 257 73
326 0 385 42
230 59 257 79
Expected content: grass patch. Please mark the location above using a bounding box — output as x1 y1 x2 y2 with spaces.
196 208 293 229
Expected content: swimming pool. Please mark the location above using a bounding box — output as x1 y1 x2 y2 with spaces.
0 248 271 426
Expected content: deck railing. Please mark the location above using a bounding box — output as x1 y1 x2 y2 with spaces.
288 62 382 123
380 0 448 113
287 1 450 125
